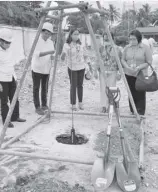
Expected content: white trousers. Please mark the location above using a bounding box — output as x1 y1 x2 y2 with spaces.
99 71 117 108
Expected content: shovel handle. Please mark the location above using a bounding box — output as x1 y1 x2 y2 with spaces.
139 119 145 170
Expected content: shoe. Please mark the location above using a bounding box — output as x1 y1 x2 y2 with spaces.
8 122 14 128
71 105 77 111
16 118 26 122
35 108 45 115
78 102 84 110
41 106 49 111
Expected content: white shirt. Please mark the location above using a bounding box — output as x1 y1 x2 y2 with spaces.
0 47 17 82
62 43 85 71
31 35 54 74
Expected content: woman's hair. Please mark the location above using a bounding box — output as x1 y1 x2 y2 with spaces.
129 30 142 44
66 28 81 45
103 32 114 40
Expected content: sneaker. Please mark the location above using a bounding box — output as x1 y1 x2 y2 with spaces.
78 103 84 110
35 107 45 115
41 106 49 111
71 105 77 111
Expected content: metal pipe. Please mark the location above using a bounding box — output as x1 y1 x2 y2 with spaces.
0 1 52 147
34 2 88 12
0 150 94 166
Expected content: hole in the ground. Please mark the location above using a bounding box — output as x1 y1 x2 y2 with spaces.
56 134 88 145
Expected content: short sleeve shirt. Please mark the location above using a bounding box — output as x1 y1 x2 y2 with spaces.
62 43 85 71
31 35 54 74
122 43 152 76
0 47 16 82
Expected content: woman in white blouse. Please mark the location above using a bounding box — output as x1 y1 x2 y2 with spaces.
61 28 88 111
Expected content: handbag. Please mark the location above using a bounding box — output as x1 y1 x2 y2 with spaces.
135 63 158 92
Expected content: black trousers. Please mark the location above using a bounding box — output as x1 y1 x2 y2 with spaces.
125 75 146 115
68 68 85 105
0 77 19 123
32 71 49 109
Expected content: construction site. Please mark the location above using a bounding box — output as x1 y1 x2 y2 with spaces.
0 1 158 192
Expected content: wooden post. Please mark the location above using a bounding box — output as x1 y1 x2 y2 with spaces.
2 115 47 149
96 1 140 121
51 110 137 119
48 11 63 115
34 2 88 12
82 12 109 86
0 1 52 147
0 149 94 166
46 15 60 20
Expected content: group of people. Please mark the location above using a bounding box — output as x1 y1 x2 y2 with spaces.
0 21 154 128
61 28 153 116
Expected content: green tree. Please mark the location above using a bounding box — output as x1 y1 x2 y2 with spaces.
0 1 42 27
107 4 120 25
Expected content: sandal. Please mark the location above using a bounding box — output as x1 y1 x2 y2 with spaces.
101 107 107 113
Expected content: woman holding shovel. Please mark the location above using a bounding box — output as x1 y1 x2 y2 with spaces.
95 32 122 113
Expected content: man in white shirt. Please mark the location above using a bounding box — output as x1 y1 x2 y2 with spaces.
0 29 26 128
31 22 55 115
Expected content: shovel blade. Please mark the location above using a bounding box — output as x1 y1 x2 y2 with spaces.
116 161 141 192
91 158 115 191
127 162 141 191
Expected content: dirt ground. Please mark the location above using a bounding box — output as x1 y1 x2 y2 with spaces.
0 53 158 192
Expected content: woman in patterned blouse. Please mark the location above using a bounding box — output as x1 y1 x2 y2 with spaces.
61 28 89 111
98 32 122 113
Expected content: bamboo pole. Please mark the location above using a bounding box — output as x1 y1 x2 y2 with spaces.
1 114 47 150
62 11 81 17
139 119 145 170
48 11 63 116
62 8 107 18
51 110 136 119
82 7 108 15
47 15 60 20
0 1 52 147
82 13 109 90
0 150 94 166
34 2 88 12
96 1 140 121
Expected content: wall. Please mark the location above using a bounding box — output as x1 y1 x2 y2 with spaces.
0 25 103 64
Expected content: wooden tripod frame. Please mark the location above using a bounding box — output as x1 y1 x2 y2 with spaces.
0 1 143 168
